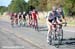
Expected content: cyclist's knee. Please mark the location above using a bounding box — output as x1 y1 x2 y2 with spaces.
48 26 52 33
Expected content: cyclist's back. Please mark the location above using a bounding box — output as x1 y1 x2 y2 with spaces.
14 13 17 18
31 9 38 20
23 12 26 20
47 10 59 23
18 12 22 19
56 6 65 19
10 13 14 20
47 11 55 20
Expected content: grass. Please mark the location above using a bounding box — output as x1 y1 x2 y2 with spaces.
66 17 75 26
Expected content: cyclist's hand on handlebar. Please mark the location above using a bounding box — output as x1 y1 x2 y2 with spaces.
64 21 67 27
62 19 67 26
64 18 67 26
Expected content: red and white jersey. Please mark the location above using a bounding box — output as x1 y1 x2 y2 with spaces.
31 10 37 20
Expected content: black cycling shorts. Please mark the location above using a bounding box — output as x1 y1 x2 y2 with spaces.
48 19 53 23
48 17 56 23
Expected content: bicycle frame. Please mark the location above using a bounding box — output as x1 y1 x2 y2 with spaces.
49 22 63 47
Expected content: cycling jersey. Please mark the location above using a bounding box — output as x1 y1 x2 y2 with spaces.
18 14 22 19
47 10 61 23
47 11 57 20
14 14 17 18
23 14 26 20
56 7 64 19
31 11 37 20
10 13 14 20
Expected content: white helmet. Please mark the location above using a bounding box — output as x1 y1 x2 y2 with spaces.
23 12 25 14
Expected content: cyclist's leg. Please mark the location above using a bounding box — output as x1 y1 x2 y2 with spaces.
56 17 63 44
11 19 14 26
21 18 23 26
10 17 13 24
56 17 63 30
24 19 26 26
22 17 26 26
53 18 57 40
34 19 38 30
15 18 18 25
31 17 33 27
11 17 15 27
34 19 36 28
19 18 22 26
47 20 52 43
14 18 17 25
29 16 32 27
32 19 35 28
28 18 30 26
58 19 63 40
36 19 38 28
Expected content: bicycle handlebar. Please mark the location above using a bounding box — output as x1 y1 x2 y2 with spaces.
52 22 67 26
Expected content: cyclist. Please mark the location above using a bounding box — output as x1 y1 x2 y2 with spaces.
46 6 57 43
46 6 66 43
14 13 18 25
31 9 38 29
56 5 66 25
10 12 14 26
18 12 22 26
28 10 32 27
22 12 26 26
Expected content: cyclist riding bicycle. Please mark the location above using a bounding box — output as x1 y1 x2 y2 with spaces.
18 12 22 26
14 13 18 25
10 12 14 26
56 5 66 24
28 10 32 27
31 9 38 29
22 12 26 26
47 6 66 43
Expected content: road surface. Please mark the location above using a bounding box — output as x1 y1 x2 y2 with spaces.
0 19 75 49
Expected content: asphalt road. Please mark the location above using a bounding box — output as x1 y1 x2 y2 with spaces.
0 20 75 49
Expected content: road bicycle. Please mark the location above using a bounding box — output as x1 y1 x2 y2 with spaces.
32 20 39 31
48 22 67 48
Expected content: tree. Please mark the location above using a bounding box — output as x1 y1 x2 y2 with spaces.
8 0 28 13
0 6 7 15
64 0 75 16
39 0 47 11
28 0 40 10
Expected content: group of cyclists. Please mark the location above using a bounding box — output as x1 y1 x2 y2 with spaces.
46 5 66 45
10 7 39 29
10 12 26 26
9 5 67 46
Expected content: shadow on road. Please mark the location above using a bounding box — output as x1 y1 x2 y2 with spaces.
62 38 75 45
38 26 48 31
54 38 75 46
52 38 75 48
